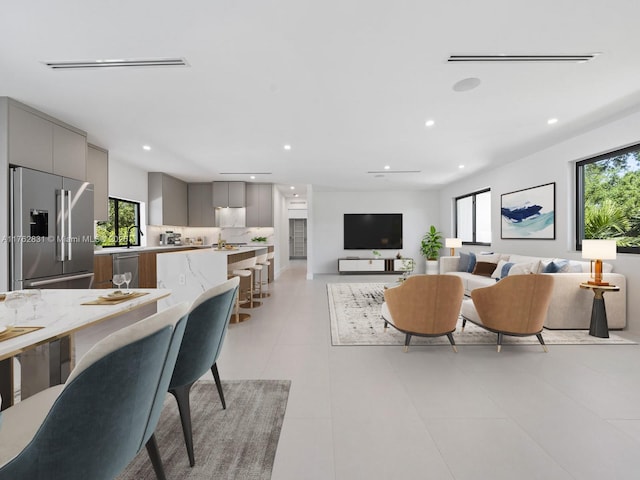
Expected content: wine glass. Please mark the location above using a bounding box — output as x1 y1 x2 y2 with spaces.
123 272 132 293
25 289 44 320
112 274 125 291
5 291 27 328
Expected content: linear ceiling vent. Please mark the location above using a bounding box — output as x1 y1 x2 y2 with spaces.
447 54 597 63
43 57 188 70
367 170 421 174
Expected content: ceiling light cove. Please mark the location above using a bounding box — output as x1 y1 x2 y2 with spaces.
43 57 188 70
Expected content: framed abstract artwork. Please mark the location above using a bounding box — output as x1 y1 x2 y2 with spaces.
501 182 556 239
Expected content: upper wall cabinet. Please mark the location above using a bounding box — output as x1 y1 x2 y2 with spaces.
87 144 109 221
246 183 274 227
148 172 188 226
5 99 87 180
188 183 215 227
212 181 246 208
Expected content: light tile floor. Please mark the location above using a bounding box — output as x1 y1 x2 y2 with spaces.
74 261 640 479
214 261 640 480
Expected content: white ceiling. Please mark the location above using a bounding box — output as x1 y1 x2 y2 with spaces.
2 1 640 197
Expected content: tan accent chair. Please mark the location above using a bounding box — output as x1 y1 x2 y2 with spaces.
460 274 554 352
382 275 464 352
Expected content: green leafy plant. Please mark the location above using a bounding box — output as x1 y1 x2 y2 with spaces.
251 236 268 243
420 225 443 260
372 250 382 258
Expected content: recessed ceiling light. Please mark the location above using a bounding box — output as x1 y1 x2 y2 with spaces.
459 165 465 169
547 118 559 125
142 145 151 151
284 144 292 151
384 165 390 170
294 193 299 197
250 175 256 179
425 120 435 127
290 186 295 190
453 77 481 92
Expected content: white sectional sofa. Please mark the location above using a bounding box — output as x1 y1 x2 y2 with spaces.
440 253 626 330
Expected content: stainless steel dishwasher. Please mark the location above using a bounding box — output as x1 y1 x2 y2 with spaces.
112 252 139 288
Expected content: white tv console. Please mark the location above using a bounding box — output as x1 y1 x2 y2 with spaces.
338 257 412 274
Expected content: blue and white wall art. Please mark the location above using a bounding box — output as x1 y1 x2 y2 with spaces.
501 182 555 239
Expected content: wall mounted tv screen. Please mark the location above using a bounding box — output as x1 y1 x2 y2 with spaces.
344 213 403 250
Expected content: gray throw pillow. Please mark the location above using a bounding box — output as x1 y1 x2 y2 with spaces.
458 252 470 272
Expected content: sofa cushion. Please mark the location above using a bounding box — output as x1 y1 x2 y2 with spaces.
508 261 541 276
491 260 515 280
458 252 471 272
466 274 496 292
467 252 476 273
542 259 570 273
472 261 497 277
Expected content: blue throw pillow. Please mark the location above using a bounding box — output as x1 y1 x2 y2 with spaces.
500 262 514 279
467 252 476 273
543 259 569 273
458 252 470 272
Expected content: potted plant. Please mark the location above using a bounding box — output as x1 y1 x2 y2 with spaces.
420 225 443 274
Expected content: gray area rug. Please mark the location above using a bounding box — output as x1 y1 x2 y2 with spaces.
118 380 290 480
328 282 636 346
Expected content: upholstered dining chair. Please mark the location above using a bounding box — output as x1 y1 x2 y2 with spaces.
381 275 464 352
167 277 238 467
460 274 554 352
0 302 190 480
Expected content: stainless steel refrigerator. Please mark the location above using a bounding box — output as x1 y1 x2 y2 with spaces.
10 166 95 290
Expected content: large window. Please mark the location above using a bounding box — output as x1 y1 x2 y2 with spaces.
96 197 142 248
576 144 640 253
455 189 491 245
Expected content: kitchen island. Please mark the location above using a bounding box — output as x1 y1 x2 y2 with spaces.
0 288 171 409
156 245 270 308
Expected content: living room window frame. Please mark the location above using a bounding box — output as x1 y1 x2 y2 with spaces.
98 197 142 248
455 188 491 246
575 143 640 254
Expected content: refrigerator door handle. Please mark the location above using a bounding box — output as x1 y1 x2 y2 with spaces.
29 272 94 287
67 190 73 261
57 189 65 262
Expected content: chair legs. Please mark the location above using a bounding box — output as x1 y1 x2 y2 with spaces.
170 368 227 467
211 362 226 409
536 333 548 353
145 434 168 480
446 333 458 353
170 383 196 467
403 333 412 352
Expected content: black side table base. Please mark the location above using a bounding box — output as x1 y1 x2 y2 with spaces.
589 297 609 338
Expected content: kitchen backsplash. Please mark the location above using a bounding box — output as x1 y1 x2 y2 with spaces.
146 225 275 246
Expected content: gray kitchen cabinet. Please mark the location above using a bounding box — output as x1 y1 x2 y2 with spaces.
53 124 87 179
7 103 53 172
246 183 273 227
148 172 188 226
4 99 87 179
86 144 109 221
188 183 215 227
212 181 246 207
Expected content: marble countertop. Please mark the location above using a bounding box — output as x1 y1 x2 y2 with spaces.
0 288 171 361
94 244 272 255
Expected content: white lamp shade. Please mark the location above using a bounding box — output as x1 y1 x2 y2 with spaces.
582 239 617 260
445 238 462 248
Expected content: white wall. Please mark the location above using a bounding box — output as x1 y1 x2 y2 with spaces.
311 190 439 275
438 109 640 332
108 157 149 240
273 186 289 278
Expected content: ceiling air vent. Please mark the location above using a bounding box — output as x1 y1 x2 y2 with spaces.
43 57 188 70
447 54 597 63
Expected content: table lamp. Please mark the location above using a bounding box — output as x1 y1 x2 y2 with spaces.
582 239 617 286
445 238 462 256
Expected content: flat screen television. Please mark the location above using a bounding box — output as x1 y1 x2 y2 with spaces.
344 213 403 250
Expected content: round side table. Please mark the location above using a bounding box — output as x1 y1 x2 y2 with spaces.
579 283 620 338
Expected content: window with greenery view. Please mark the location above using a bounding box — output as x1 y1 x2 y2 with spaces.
577 144 640 253
455 189 491 245
96 198 141 247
